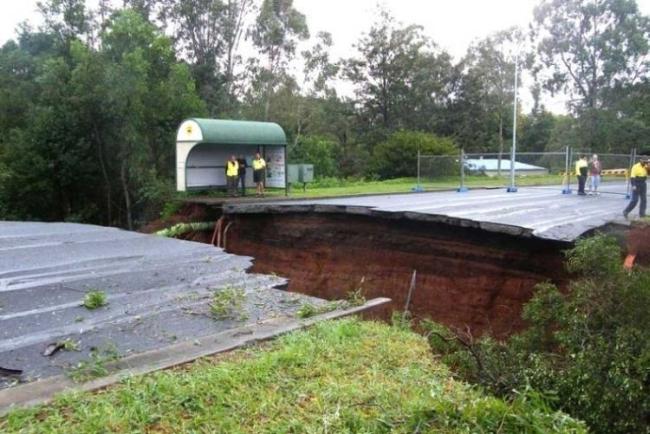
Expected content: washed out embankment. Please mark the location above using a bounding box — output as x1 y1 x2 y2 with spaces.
221 212 571 338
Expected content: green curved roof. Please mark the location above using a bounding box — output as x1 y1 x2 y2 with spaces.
189 118 287 146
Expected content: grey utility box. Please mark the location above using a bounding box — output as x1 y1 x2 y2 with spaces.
299 164 314 183
287 164 300 184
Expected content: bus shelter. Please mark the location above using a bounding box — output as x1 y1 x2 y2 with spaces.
176 118 287 193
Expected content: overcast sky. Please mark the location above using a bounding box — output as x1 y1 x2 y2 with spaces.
1 0 649 113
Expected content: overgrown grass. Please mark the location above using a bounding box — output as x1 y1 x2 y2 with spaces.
1 319 585 433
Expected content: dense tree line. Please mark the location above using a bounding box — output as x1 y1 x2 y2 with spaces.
0 0 648 226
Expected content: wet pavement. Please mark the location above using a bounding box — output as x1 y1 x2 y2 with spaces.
224 182 634 241
0 222 325 389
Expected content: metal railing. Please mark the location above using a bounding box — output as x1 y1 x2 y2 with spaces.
415 147 644 198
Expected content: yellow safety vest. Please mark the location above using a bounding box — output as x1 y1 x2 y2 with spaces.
226 161 239 177
630 162 648 179
575 159 587 176
253 158 266 171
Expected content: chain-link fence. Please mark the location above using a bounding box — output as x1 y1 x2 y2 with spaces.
416 148 641 196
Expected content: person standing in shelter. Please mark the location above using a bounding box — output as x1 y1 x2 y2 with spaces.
252 152 267 197
623 159 648 219
575 155 588 196
589 154 602 195
237 155 247 196
226 155 239 197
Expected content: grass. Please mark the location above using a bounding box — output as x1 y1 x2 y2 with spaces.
82 290 107 310
66 346 119 383
295 301 338 318
1 319 585 433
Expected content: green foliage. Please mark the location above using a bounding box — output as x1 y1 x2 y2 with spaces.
1 319 585 433
82 290 107 310
0 7 205 227
564 233 622 275
371 130 457 179
425 235 650 434
289 135 341 178
210 287 247 321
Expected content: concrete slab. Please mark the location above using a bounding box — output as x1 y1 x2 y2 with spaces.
0 222 331 391
224 183 634 241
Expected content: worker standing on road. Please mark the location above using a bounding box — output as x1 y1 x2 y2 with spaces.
237 155 247 196
253 152 267 197
226 155 239 197
575 155 589 196
623 159 648 219
589 154 602 195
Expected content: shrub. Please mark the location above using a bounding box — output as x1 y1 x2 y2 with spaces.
289 135 342 178
424 235 650 434
83 291 108 310
370 130 457 179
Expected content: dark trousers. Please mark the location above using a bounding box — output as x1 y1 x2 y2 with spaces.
227 176 238 196
238 174 246 196
624 181 647 217
577 175 587 194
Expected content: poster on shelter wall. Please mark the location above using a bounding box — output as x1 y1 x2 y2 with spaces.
265 146 286 188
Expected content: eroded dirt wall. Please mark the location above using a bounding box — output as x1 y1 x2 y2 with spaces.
225 212 570 337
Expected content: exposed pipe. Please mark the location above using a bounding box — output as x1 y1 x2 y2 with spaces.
222 221 234 251
211 216 225 247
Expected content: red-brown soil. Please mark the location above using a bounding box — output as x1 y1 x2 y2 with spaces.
223 213 570 338
628 222 650 266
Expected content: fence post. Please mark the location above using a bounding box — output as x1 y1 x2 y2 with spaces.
562 146 572 194
413 150 424 192
457 148 468 193
625 148 636 199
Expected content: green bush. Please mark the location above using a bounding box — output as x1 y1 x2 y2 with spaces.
424 235 650 434
370 130 457 179
289 135 342 178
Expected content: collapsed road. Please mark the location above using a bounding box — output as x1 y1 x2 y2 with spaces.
215 184 632 337
0 221 382 406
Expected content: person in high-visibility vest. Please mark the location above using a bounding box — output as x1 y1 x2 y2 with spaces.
623 159 648 219
226 155 239 197
575 155 588 195
252 152 267 197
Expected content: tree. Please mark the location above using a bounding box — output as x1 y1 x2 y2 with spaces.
345 9 453 137
250 0 309 120
160 0 254 115
101 9 205 228
371 130 457 179
532 0 650 113
456 28 526 165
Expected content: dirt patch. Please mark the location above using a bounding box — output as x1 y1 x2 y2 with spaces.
222 213 571 338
